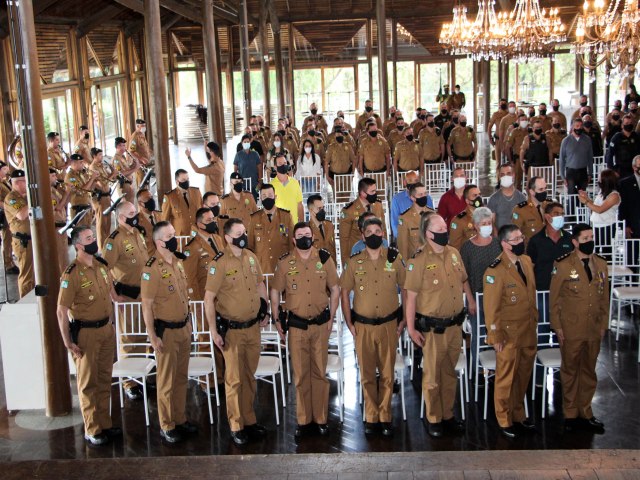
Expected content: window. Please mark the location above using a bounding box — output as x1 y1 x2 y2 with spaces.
323 67 356 118
419 62 449 113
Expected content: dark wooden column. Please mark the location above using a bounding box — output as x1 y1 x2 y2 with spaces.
121 34 136 132
226 26 236 136
366 20 373 101
203 0 225 143
0 39 16 153
239 0 252 125
391 19 398 108
259 1 271 127
482 60 491 130
273 22 285 119
7 0 71 416
144 0 171 201
376 0 388 119
166 30 178 146
287 22 295 123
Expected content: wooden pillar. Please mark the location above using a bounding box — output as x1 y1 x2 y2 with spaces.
203 0 225 143
450 59 456 89
376 0 389 119
7 0 71 417
483 60 491 130
166 31 178 145
214 28 225 141
287 22 295 123
121 34 136 132
366 20 373 101
576 55 585 95
503 60 509 100
0 39 16 153
391 19 398 109
144 0 172 200
226 26 236 136
259 2 271 128
497 60 504 100
273 25 285 119
239 0 252 125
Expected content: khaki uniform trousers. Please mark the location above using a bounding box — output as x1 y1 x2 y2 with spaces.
289 323 330 425
421 326 461 424
560 339 600 419
117 303 149 390
494 344 536 427
355 321 397 423
222 323 261 432
1 224 14 269
75 323 115 436
513 156 524 190
13 238 34 298
93 197 112 249
155 324 191 431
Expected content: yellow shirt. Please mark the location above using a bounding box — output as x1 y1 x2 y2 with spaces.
270 176 303 223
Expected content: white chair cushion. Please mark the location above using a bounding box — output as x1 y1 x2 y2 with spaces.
188 357 214 376
455 352 467 372
255 356 280 376
478 350 496 370
326 353 342 373
608 265 633 277
112 358 155 377
536 348 562 368
613 286 640 300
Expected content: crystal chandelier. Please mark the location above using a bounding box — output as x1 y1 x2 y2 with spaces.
439 1 475 55
466 0 508 61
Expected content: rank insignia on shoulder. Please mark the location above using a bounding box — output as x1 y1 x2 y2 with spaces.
64 263 76 274
213 252 224 261
319 248 331 264
108 230 119 239
145 257 156 267
387 246 399 263
489 257 501 268
279 251 290 260
556 253 571 262
517 201 528 208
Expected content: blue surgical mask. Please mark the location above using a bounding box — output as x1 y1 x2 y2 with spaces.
479 225 493 238
551 215 565 230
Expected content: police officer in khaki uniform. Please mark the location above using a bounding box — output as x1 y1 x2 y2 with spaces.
141 221 197 444
4 170 34 297
325 131 356 186
483 224 538 439
88 148 116 247
204 218 270 446
302 103 328 133
359 124 391 173
397 182 434 260
498 102 518 162
549 99 568 131
506 114 531 188
447 115 477 161
136 189 160 256
57 226 122 446
248 184 293 274
161 169 203 237
418 114 445 163
65 153 97 228
341 218 406 436
102 201 149 399
488 100 509 162
113 137 139 203
355 99 383 138
271 223 339 438
47 131 68 179
0 161 17 274
307 194 336 261
520 121 553 172
545 122 567 161
186 142 225 195
532 103 553 132
512 176 549 245
50 168 71 273
449 185 483 251
388 117 407 154
129 119 153 185
405 213 476 438
394 127 423 172
74 126 92 164
549 224 608 433
219 172 258 231
339 178 387 260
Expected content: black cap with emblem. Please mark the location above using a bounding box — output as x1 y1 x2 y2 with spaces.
135 119 146 125
70 153 83 161
10 169 25 179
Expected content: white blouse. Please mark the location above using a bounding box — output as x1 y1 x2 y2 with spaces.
590 191 620 227
296 153 323 177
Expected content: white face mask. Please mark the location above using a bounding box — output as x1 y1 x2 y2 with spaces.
551 215 565 230
508 107 516 114
479 225 493 238
140 127 146 134
273 141 281 148
519 121 529 129
500 175 514 188
242 143 250 150
304 147 312 154
455 89 460 94
453 177 466 189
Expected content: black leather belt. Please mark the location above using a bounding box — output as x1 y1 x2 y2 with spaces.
415 310 465 334
352 307 402 326
154 315 190 339
226 316 259 330
71 204 90 210
288 309 330 330
114 281 141 299
69 317 110 344
55 222 66 228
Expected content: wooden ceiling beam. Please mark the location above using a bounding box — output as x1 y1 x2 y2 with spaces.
34 0 61 16
76 4 127 37
112 0 145 15
159 0 202 24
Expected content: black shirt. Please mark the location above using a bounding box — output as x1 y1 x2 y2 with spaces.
526 227 574 290
606 131 640 177
236 140 264 156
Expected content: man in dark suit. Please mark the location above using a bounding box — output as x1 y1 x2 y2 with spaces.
618 155 640 238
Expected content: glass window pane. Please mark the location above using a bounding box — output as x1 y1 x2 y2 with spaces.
455 58 474 125
395 61 415 122
177 71 200 106
101 87 118 152
294 68 322 127
517 59 550 104
323 67 356 118
552 53 577 117
420 62 449 112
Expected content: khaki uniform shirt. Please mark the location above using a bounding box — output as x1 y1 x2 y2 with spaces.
339 198 387 262
129 131 152 161
65 169 92 207
397 206 432 260
102 226 149 287
192 160 225 195
141 254 190 322
498 113 518 142
247 208 294 274
449 92 466 110
488 110 508 138
161 187 203 236
183 231 223 300
273 248 338 318
448 126 476 158
219 192 258 229
482 253 538 346
506 128 529 158
0 179 11 204
449 207 476 252
4 190 30 235
549 111 568 131
325 142 355 174
51 185 67 226
419 128 444 162
88 162 112 195
404 243 468 317
47 147 65 171
340 247 406 318
74 138 92 163
302 115 328 134
394 139 422 171
545 129 567 158
356 112 383 133
388 129 406 154
205 246 264 322
512 200 546 245
532 115 553 132
310 219 336 261
359 135 390 171
58 258 113 321
549 251 609 341
113 152 135 180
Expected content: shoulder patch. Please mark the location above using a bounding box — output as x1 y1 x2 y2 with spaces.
319 248 331 264
556 252 572 262
221 193 230 199
594 253 607 261
517 201 528 208
400 206 412 216
411 247 424 259
108 230 119 239
213 252 224 261
64 263 76 275
94 256 108 266
277 207 290 213
279 251 290 260
217 214 230 219
145 257 156 267
350 250 363 258
488 257 501 268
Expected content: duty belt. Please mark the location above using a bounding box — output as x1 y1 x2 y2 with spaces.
114 281 141 299
55 222 66 228
71 204 90 211
287 309 330 330
352 307 402 326
12 232 31 247
154 315 190 339
215 314 259 341
415 309 465 334
69 317 110 344
92 190 110 200
453 154 474 161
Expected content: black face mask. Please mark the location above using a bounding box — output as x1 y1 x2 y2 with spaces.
534 191 548 203
471 198 482 208
276 164 289 174
534 128 543 135
580 101 588 107
233 182 244 193
539 109 547 115
83 240 99 255
584 121 593 129
310 108 318 115
334 127 342 133
143 198 156 211
366 193 378 204
336 136 344 143
452 117 459 124
295 236 313 250
441 109 448 116
415 196 428 207
632 108 638 113
316 208 326 222
574 128 584 135
460 122 467 127
211 205 220 217
529 112 536 118
500 104 507 110
308 130 316 136
511 241 525 256
178 181 189 190
262 197 276 210
278 129 286 136
578 240 595 255
624 124 634 132
419 114 427 120
552 105 559 112
84 133 90 140
430 230 449 246
552 123 561 129
204 221 218 234
125 213 139 228
612 114 621 120
397 125 404 131
164 236 178 253
259 121 264 127
406 134 414 141
427 121 435 128
364 233 383 249
231 233 248 249
365 106 373 113
368 131 377 138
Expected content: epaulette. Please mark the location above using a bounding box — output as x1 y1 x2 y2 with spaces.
400 206 412 216
387 245 399 263
556 252 572 262
373 113 380 118
145 257 156 267
350 249 364 258
221 193 230 199
94 256 108 266
595 253 607 261
279 251 290 260
319 248 331 264
435 127 441 135
411 248 423 259
213 252 224 261
165 189 174 195
218 214 230 219
174 251 187 260
488 257 501 268
185 236 197 247
344 200 356 210
108 230 119 239
456 210 467 219
64 262 76 274
250 209 263 216
277 207 290 213
517 201 528 208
